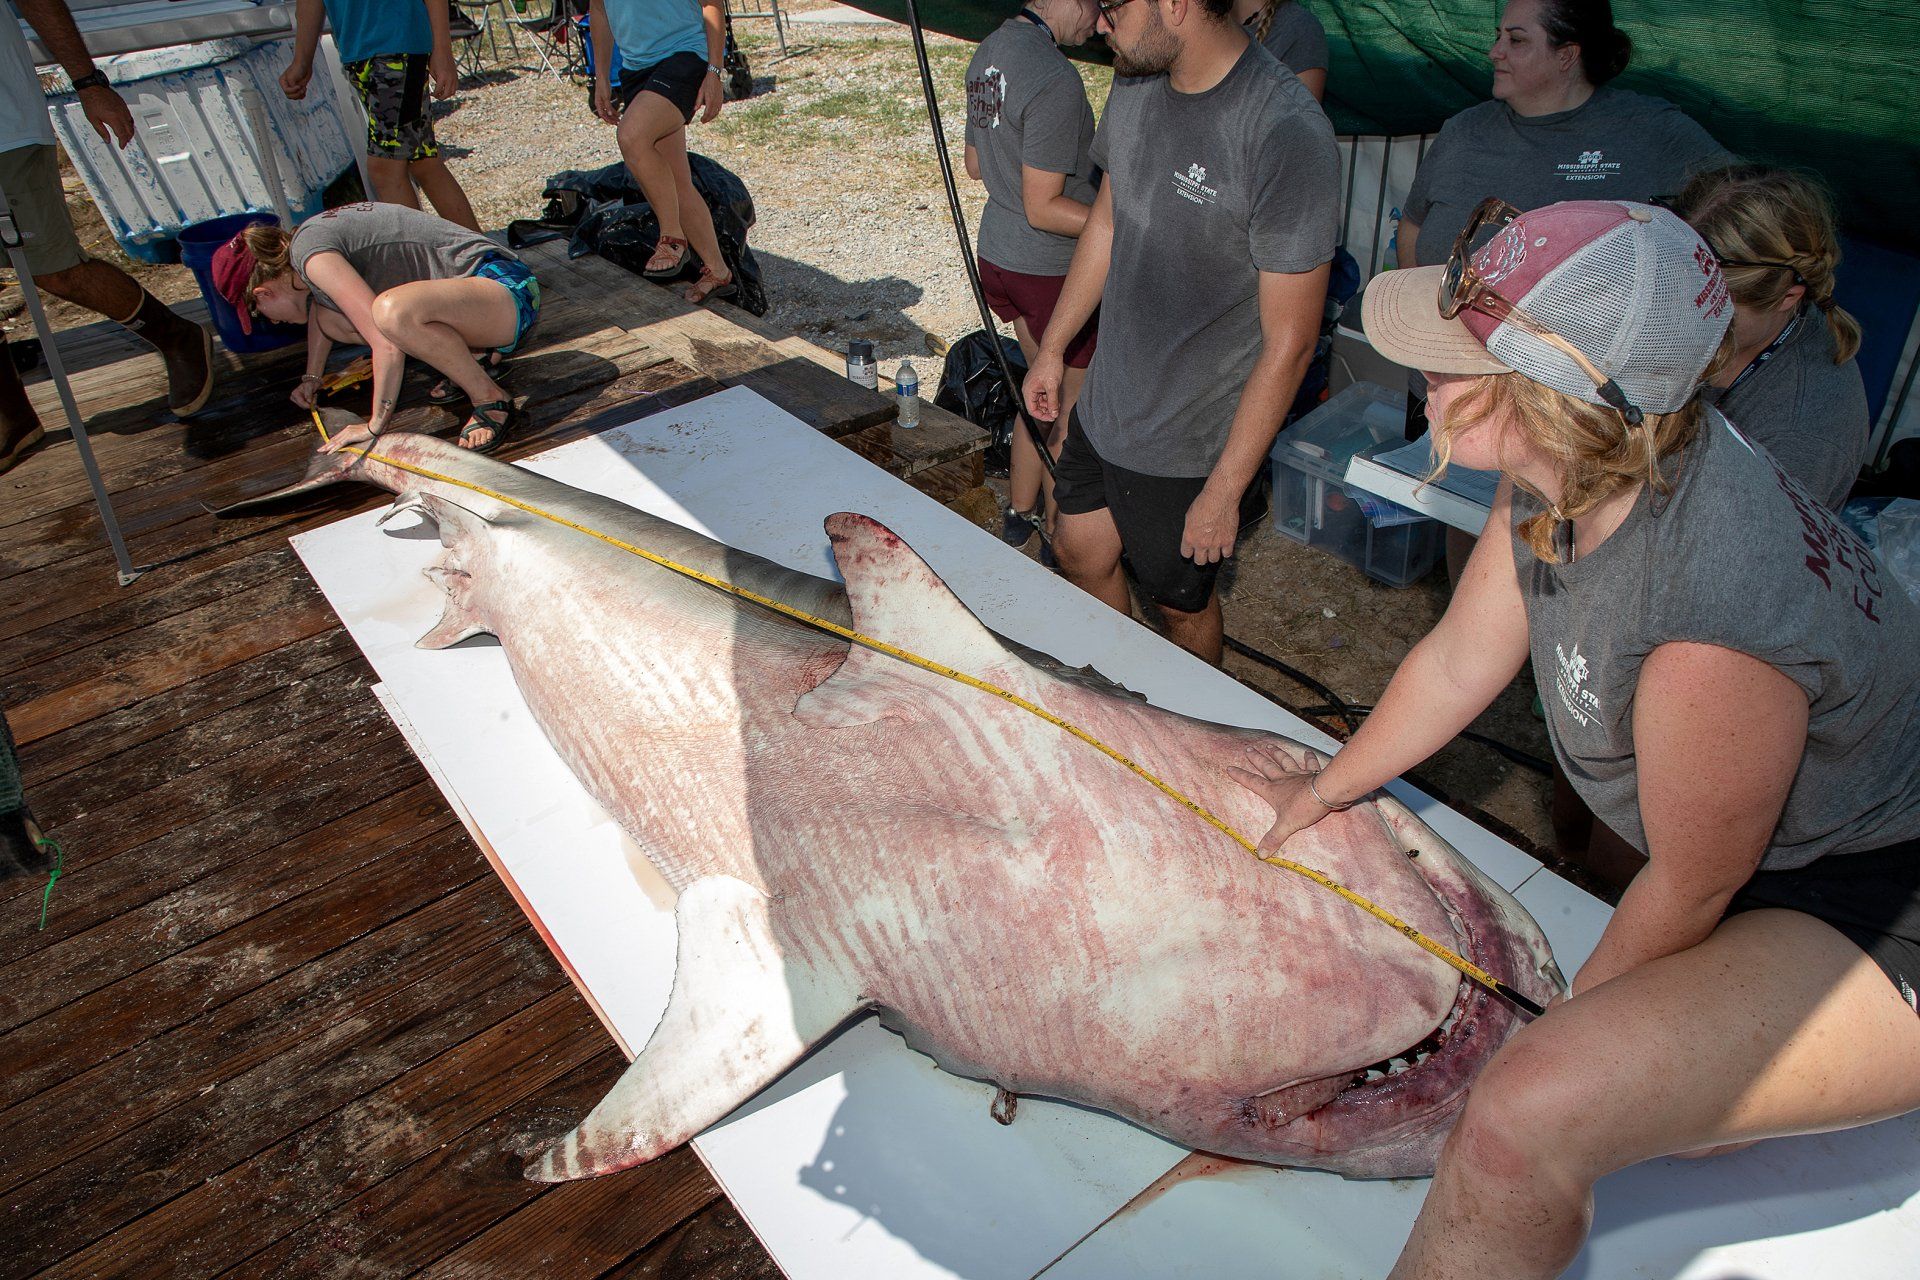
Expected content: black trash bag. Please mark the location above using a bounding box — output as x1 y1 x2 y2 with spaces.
934 330 1028 477
511 156 768 316
722 12 754 101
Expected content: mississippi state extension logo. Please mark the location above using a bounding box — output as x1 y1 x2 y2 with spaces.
1557 147 1622 182
1172 161 1218 206
1554 643 1601 728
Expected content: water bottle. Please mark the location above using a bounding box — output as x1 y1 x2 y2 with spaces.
845 339 877 390
894 360 920 429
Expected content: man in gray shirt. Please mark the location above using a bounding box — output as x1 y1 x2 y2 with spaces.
1023 0 1339 664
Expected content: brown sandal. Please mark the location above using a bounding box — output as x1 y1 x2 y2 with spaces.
643 235 692 279
683 264 737 305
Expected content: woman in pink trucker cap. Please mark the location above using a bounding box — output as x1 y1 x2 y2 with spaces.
1233 198 1920 1278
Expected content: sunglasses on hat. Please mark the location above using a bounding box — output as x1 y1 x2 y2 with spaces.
1441 197 1647 426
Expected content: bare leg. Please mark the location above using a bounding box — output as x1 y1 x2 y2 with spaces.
617 92 699 265
1390 909 1920 1280
369 278 518 447
0 343 43 464
35 257 139 319
1054 506 1131 616
1160 594 1224 665
365 156 422 210
656 120 726 277
409 156 480 231
1007 320 1045 516
1048 365 1086 531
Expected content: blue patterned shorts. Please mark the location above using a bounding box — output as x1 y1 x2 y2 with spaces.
474 255 541 354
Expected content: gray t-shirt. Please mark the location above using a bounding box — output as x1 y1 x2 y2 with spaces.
1512 411 1920 871
1076 43 1339 478
965 16 1098 277
1246 2 1327 76
291 202 514 315
1404 86 1733 267
1700 308 1870 510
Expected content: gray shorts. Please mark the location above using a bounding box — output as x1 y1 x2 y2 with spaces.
0 144 86 276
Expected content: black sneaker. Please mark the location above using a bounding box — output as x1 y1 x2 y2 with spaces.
999 507 1038 547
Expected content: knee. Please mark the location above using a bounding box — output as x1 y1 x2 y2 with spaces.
1444 1045 1594 1191
1050 529 1108 583
369 292 410 337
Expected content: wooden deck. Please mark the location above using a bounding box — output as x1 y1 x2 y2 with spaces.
0 244 984 1277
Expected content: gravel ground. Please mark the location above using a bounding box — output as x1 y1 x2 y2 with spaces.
9 10 1557 853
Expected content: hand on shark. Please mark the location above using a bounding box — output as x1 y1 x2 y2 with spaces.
1227 743 1339 853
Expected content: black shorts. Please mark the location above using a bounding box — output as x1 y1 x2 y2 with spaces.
1725 838 1920 1013
1051 408 1261 614
618 51 709 123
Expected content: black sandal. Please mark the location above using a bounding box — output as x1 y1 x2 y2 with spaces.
458 399 525 454
427 352 509 406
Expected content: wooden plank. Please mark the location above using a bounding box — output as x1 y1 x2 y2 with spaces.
1 569 338 745
0 770 439 973
0 823 498 1199
21 643 374 827
601 1199 785 1280
40 990 613 1277
13 626 363 788
0 821 487 1113
10 897 560 1279
214 1047 646 1278
0 769 452 1035
1 694 406 911
419 1142 720 1279
524 245 895 437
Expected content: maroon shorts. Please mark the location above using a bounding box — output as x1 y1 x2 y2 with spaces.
978 258 1098 369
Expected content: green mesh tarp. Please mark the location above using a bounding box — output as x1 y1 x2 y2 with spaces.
845 0 1920 252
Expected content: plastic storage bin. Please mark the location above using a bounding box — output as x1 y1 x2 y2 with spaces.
1270 381 1443 587
43 37 358 264
177 212 302 354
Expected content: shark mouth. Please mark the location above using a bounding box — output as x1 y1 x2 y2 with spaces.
1247 818 1560 1177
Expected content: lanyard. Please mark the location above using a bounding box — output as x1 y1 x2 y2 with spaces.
1019 8 1055 43
1724 306 1802 398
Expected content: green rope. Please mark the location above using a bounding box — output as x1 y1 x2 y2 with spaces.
36 834 62 931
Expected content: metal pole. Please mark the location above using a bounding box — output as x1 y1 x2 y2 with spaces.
0 203 144 586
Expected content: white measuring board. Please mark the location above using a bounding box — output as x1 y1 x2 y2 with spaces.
293 386 1919 1278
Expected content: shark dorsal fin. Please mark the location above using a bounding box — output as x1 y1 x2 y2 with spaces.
795 513 1029 728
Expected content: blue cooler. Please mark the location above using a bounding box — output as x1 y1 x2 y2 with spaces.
177 213 302 354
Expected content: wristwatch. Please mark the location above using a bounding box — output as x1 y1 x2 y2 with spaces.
71 70 110 93
708 63 723 78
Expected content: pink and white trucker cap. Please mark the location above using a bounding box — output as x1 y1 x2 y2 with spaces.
1364 200 1733 415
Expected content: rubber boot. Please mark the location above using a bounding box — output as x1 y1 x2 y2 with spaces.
0 340 46 475
121 291 215 418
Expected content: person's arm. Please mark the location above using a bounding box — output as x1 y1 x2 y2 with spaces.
964 143 981 182
589 0 619 123
1180 262 1328 565
1231 479 1534 846
1020 166 1090 237
693 0 725 122
426 0 457 100
1022 177 1112 422
302 252 407 440
279 0 324 100
18 0 133 145
290 319 334 409
1570 642 1807 994
1295 67 1326 101
1395 217 1421 269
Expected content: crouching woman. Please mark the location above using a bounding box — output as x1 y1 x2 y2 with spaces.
1232 198 1920 1279
213 202 540 452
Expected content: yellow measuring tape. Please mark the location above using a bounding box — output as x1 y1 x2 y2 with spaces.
313 411 1543 1019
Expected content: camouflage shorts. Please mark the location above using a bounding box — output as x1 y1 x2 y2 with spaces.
347 54 438 162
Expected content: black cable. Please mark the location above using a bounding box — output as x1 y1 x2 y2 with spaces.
1221 635 1362 737
901 0 1057 480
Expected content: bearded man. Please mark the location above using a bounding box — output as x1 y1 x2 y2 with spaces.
1022 0 1338 664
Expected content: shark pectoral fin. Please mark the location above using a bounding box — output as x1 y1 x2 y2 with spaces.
415 605 489 649
526 876 859 1182
794 513 1035 729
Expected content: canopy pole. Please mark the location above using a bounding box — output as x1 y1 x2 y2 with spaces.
0 200 144 586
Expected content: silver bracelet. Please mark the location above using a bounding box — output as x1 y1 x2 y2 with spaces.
1308 770 1355 812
